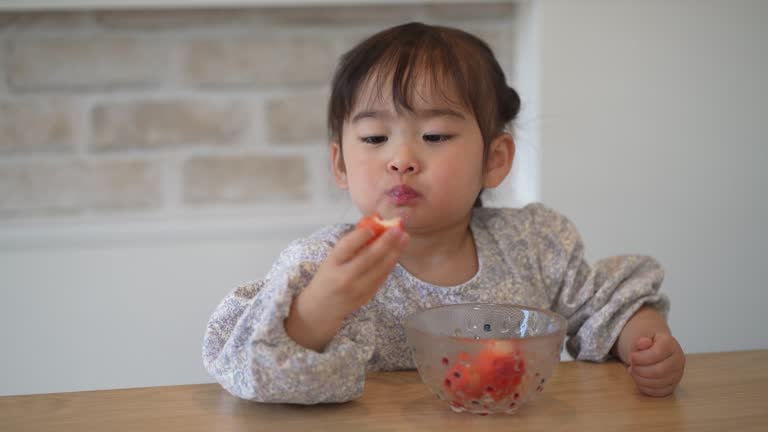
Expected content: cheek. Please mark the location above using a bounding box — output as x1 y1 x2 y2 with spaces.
345 154 381 192
346 156 377 179
432 155 484 191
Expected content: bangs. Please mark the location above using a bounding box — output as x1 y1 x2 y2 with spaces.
329 23 505 146
356 36 471 117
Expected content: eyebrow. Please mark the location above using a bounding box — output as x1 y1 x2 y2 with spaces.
351 110 389 123
350 108 466 123
419 108 466 120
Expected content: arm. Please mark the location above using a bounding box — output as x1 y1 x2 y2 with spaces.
202 226 405 404
526 204 683 395
529 203 669 362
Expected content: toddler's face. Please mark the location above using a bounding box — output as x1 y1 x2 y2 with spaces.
332 83 486 233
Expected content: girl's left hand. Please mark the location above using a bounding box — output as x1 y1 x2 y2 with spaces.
627 333 685 397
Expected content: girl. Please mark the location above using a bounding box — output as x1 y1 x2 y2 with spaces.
202 22 685 404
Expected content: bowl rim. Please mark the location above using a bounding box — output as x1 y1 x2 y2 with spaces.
403 302 568 342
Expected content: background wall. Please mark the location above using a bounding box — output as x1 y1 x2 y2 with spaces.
534 0 768 354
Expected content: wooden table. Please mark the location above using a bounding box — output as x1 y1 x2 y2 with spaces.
1 350 766 432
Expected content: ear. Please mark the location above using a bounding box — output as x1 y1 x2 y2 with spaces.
331 141 349 189
483 133 515 188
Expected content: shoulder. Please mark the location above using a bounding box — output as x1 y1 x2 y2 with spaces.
472 203 582 249
473 202 573 233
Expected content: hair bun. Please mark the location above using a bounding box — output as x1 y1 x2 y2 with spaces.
504 86 521 122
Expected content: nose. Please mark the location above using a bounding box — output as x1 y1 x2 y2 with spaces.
388 145 420 175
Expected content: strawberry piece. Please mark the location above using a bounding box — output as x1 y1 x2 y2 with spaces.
356 212 403 244
443 343 525 404
445 359 486 400
473 349 525 401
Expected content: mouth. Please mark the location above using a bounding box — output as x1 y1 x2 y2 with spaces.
386 185 421 205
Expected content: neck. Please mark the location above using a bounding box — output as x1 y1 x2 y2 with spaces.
399 211 475 269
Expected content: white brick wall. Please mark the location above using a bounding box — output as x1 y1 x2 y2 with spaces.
7 35 169 90
0 5 517 220
91 99 256 151
0 97 76 153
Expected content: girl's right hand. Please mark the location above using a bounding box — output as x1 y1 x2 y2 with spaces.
317 224 410 313
284 225 409 352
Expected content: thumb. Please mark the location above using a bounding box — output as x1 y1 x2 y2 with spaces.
632 336 654 353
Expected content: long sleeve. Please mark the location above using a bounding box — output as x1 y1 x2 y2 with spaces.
530 203 670 361
202 231 377 404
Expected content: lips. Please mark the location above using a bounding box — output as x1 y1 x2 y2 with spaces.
387 185 421 205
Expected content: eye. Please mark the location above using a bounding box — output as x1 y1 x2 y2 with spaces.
361 135 388 145
423 134 452 143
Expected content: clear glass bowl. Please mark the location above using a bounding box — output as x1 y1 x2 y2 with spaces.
404 303 567 415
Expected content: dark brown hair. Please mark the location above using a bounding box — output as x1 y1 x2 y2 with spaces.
328 22 521 206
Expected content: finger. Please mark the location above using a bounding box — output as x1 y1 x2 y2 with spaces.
360 231 409 282
347 227 408 275
356 256 401 297
330 227 376 264
631 338 674 366
348 231 409 301
630 352 684 379
637 383 677 398
631 336 654 353
630 371 681 390
631 346 673 367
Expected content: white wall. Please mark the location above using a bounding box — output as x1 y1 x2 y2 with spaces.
0 209 350 396
536 0 768 354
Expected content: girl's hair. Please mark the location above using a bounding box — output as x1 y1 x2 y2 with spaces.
328 22 521 207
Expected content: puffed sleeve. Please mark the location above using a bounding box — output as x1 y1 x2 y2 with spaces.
529 203 670 361
202 228 377 403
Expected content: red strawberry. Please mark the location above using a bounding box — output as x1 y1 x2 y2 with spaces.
356 212 403 244
444 343 525 403
473 349 525 400
444 355 486 400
